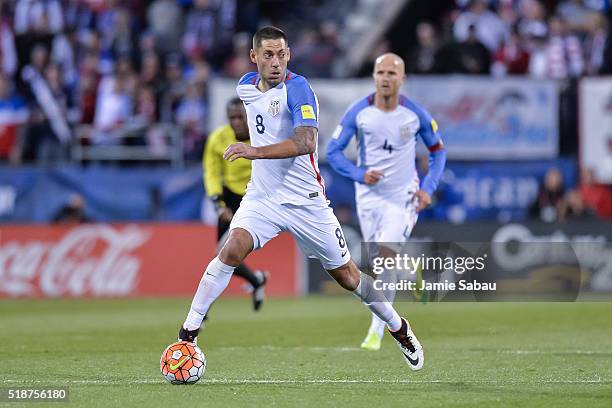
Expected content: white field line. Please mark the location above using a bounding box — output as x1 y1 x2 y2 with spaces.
2 348 609 386
1 379 609 385
213 346 361 352
206 346 611 355
495 350 610 355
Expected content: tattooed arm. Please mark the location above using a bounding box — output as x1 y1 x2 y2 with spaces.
224 126 317 161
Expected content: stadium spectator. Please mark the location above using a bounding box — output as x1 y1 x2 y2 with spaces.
0 13 17 77
599 31 612 74
223 32 253 78
526 22 550 77
541 15 584 79
181 0 236 69
517 0 548 39
584 13 610 75
432 38 463 74
63 0 96 34
492 24 530 75
134 30 158 71
107 7 138 63
132 85 168 158
559 188 596 221
52 192 89 223
313 21 341 77
183 55 211 85
159 54 187 122
95 0 123 54
579 168 612 219
555 0 597 33
21 54 73 164
14 16 53 81
92 63 133 145
407 22 440 74
530 167 566 223
50 26 77 87
497 0 519 32
454 0 507 52
45 63 78 124
291 28 324 78
147 0 183 55
75 51 101 125
139 52 164 103
291 23 339 78
0 74 29 163
456 23 492 74
176 79 207 160
14 0 64 35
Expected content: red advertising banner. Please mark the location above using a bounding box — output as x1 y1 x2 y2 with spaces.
0 223 302 298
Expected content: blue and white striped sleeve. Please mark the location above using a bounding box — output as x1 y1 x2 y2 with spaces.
285 74 318 129
326 99 368 183
403 98 447 196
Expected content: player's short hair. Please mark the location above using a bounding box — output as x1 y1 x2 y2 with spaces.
226 97 243 112
252 26 287 49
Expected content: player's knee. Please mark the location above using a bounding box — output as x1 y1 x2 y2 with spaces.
327 261 360 291
218 228 253 266
219 242 247 266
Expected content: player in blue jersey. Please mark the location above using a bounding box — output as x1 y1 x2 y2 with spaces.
178 27 425 371
327 53 447 351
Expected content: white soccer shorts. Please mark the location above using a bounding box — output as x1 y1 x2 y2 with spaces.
229 194 351 270
357 199 419 244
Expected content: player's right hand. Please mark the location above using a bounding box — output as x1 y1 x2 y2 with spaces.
364 170 384 185
224 142 261 161
218 207 234 223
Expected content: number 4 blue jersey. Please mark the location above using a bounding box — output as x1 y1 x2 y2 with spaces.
327 94 446 208
236 70 327 206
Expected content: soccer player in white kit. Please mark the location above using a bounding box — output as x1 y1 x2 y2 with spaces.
327 53 447 351
178 27 425 371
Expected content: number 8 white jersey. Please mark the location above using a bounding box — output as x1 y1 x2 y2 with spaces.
236 71 327 207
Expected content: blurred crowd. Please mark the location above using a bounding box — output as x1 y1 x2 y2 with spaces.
0 0 610 168
531 167 612 222
0 0 214 164
0 0 341 165
405 0 611 76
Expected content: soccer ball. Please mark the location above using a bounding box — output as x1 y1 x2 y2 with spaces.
160 341 206 384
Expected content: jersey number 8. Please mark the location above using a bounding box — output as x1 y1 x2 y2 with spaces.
335 227 346 249
255 114 265 134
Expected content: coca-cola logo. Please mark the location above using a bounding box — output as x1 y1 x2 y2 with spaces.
0 225 150 297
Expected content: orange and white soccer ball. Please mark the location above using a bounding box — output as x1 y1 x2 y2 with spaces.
160 341 206 384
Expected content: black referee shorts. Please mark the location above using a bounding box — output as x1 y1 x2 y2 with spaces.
217 186 245 241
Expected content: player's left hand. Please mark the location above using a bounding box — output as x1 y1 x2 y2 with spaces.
414 190 431 212
224 143 261 161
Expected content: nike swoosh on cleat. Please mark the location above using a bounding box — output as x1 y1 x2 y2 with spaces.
169 356 191 371
405 354 419 366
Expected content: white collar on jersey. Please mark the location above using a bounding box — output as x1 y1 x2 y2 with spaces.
237 75 286 104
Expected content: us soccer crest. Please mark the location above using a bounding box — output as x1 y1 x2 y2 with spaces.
268 97 281 117
400 126 412 140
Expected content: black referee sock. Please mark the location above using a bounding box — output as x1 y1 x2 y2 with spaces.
233 263 260 288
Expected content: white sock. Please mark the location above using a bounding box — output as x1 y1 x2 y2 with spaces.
368 267 399 338
354 273 402 332
183 257 235 330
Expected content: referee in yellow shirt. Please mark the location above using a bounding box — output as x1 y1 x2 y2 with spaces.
204 97 267 311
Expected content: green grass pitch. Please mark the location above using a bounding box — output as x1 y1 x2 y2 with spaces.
1 297 611 407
